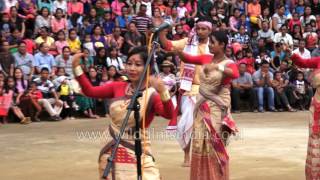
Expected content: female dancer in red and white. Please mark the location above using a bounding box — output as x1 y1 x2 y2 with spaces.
72 46 174 179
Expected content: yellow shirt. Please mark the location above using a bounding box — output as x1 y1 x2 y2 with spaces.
35 36 55 46
67 39 81 53
60 84 69 96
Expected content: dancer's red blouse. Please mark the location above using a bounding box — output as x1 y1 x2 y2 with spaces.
181 53 240 84
291 53 320 68
76 74 174 128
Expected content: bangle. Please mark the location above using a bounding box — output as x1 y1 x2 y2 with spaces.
218 64 225 72
160 90 171 102
74 66 84 77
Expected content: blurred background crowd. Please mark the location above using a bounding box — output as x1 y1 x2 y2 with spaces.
0 0 319 124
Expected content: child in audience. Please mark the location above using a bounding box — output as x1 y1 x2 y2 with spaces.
293 72 310 110
5 77 30 124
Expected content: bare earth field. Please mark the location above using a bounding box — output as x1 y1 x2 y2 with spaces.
0 111 310 180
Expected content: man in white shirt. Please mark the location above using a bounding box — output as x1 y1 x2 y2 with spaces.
274 25 293 49
293 39 311 59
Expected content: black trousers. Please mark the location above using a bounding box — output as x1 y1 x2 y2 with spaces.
274 90 290 109
231 87 256 111
60 95 73 118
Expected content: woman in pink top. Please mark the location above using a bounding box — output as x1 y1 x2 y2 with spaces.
67 0 84 16
54 30 68 54
51 8 67 33
185 0 197 18
111 0 125 16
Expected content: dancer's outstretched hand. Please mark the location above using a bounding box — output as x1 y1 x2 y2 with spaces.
149 75 167 94
72 53 85 68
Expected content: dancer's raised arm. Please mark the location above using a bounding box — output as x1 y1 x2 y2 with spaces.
291 53 320 69
72 53 117 99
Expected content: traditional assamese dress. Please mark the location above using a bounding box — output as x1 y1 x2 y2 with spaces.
165 34 211 150
75 73 174 180
181 53 239 180
291 54 320 180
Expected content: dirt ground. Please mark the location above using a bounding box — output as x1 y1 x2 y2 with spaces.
0 111 310 180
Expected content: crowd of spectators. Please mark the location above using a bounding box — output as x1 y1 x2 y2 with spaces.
0 0 319 124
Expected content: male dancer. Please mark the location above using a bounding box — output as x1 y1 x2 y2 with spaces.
159 19 212 166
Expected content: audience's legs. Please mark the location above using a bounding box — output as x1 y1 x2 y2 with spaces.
255 87 264 112
265 87 275 111
231 88 241 112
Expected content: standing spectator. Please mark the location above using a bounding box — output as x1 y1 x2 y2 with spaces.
13 41 34 80
231 63 255 113
34 42 56 76
0 40 14 77
272 71 295 112
55 46 73 77
34 67 62 121
293 39 311 59
252 61 276 112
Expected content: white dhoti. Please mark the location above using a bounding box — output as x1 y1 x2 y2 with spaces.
177 95 196 149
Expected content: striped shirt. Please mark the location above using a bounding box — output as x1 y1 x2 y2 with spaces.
131 15 152 33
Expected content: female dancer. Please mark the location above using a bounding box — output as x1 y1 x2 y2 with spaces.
291 53 320 180
179 31 239 180
72 46 174 179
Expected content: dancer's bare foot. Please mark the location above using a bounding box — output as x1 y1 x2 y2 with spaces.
181 161 190 167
